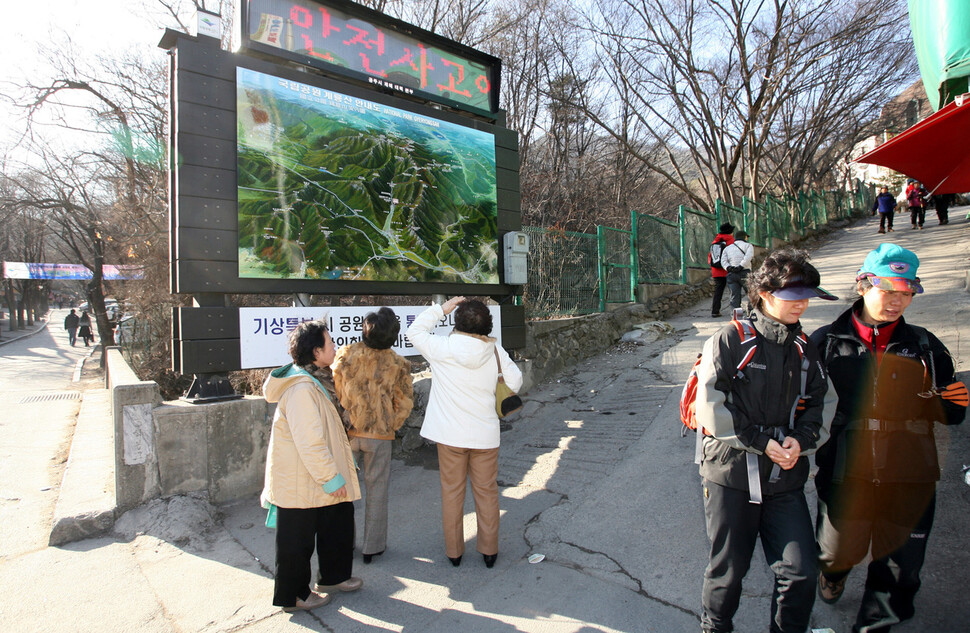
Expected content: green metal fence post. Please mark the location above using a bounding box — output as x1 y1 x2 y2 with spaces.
678 205 688 284
630 209 639 300
596 225 605 312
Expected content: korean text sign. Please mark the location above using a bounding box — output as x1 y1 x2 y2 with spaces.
239 305 502 369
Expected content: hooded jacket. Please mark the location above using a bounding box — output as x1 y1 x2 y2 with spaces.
332 342 414 440
261 364 361 509
709 232 735 279
810 301 964 484
406 303 523 449
696 310 836 494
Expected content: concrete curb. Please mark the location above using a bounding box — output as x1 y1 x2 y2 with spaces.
49 389 117 546
0 317 49 346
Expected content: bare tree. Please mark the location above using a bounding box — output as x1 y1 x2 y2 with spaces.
546 0 914 213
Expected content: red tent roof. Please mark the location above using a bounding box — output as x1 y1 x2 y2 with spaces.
854 97 970 194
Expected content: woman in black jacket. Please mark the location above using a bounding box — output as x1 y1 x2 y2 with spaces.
810 243 967 633
697 248 837 633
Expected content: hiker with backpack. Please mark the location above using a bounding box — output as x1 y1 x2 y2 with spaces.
708 223 735 317
722 230 755 311
810 243 967 633
694 247 837 633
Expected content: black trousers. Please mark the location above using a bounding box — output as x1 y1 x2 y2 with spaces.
711 277 727 315
816 479 936 632
934 201 950 224
878 211 894 231
701 481 817 633
274 502 355 607
909 206 925 227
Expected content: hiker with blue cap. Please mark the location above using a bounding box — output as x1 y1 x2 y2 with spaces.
810 243 967 633
697 247 837 633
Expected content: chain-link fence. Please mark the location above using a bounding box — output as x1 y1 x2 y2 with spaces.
523 181 874 318
523 226 600 318
635 213 682 283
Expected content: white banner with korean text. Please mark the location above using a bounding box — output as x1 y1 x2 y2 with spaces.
239 305 502 369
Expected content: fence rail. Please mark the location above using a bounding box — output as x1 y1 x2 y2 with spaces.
522 182 875 319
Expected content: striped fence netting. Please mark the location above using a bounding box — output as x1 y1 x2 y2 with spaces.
635 213 682 284
523 226 600 318
680 205 718 268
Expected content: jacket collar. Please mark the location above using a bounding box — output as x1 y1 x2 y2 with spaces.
750 309 801 345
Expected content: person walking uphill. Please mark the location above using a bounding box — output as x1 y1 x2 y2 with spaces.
406 297 522 569
64 309 79 346
709 223 735 317
332 307 414 565
872 186 896 234
810 243 967 633
261 320 363 613
722 230 754 311
696 248 837 633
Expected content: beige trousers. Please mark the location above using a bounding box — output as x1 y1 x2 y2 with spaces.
436 443 499 558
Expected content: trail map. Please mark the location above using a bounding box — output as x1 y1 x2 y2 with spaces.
236 68 499 284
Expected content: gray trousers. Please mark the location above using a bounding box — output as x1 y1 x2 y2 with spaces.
350 436 392 555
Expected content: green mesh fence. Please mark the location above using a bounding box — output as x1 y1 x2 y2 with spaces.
522 181 872 317
523 226 600 318
598 226 634 305
742 197 767 247
716 200 746 236
681 205 717 268
635 213 682 283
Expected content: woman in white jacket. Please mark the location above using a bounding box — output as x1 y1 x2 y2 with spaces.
406 297 523 568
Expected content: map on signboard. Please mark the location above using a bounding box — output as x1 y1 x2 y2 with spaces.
236 68 499 284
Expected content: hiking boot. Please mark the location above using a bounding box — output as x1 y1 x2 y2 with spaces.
818 572 847 604
888 227 894 232
877 228 885 234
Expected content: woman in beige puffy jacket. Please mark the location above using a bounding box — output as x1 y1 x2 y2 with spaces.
261 320 362 613
332 307 413 565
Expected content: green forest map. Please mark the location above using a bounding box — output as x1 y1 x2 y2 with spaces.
236 68 499 284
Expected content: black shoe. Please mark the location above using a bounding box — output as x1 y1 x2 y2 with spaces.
448 556 462 567
483 553 497 568
362 550 384 564
711 313 721 318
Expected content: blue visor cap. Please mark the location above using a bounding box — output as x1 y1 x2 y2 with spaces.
771 284 838 301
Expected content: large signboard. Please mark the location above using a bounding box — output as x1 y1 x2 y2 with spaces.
236 68 499 284
238 304 502 368
240 0 501 116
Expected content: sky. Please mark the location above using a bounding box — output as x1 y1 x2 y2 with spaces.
0 0 185 157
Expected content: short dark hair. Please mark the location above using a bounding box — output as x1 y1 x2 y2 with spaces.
288 320 328 366
362 307 400 349
747 247 821 310
454 299 492 336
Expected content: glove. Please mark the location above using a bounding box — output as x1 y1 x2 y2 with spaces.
940 381 969 407
796 397 807 412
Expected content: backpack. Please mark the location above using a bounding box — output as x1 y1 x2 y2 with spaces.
709 238 727 270
681 312 811 503
680 314 758 437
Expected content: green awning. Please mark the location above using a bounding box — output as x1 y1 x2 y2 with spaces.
909 0 970 110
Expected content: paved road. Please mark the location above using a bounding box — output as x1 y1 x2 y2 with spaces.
0 311 99 558
1 216 968 632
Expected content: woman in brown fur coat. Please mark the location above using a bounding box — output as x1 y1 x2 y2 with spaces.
332 307 414 563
